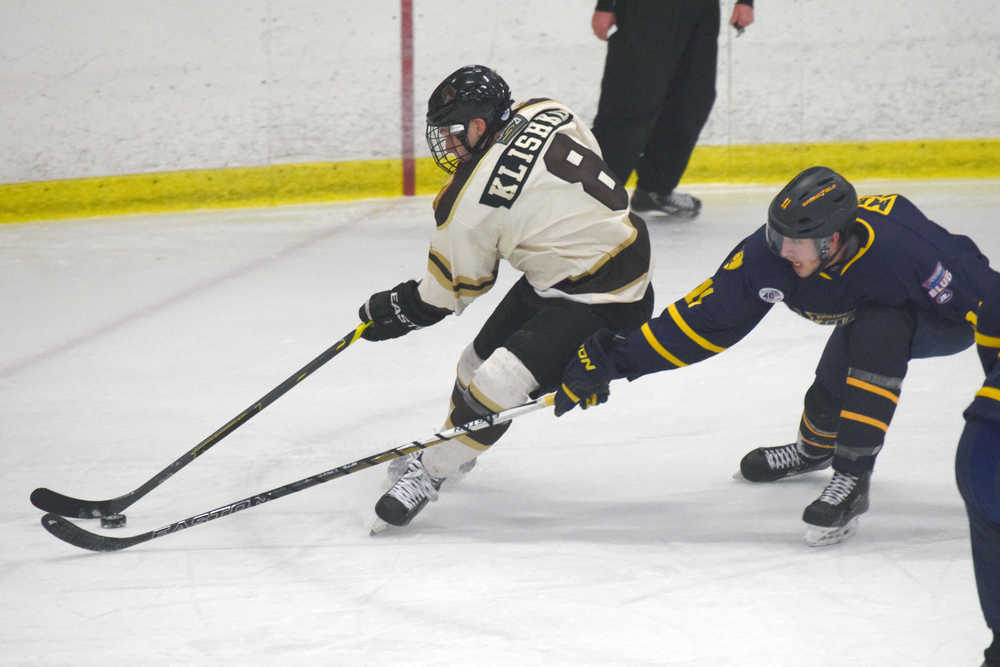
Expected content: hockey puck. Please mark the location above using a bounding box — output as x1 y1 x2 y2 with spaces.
100 514 127 529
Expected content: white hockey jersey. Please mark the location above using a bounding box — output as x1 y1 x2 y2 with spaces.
417 98 653 316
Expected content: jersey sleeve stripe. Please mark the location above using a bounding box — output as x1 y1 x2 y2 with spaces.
974 386 1000 403
667 302 727 353
845 376 900 404
839 409 889 432
640 322 688 368
427 250 453 289
975 331 1000 348
453 273 498 296
427 250 498 297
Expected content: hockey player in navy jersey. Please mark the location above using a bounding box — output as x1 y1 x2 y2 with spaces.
555 166 1000 662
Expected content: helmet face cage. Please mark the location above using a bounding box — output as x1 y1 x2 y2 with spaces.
425 65 512 174
425 123 466 174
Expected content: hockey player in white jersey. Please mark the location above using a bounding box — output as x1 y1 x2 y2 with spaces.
360 65 654 529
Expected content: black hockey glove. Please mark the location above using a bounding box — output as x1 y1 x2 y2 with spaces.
359 279 450 341
554 329 624 417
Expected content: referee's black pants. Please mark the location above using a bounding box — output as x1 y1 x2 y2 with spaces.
592 0 719 194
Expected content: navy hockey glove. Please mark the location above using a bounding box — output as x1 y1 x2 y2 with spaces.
554 329 623 417
359 280 450 341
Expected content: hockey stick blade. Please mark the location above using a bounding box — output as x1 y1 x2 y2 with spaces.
30 488 136 520
30 323 370 519
42 514 150 552
40 394 555 552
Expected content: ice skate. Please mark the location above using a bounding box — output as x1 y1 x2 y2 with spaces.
802 470 870 547
630 188 701 219
381 452 475 493
370 452 475 534
737 441 832 482
373 453 443 529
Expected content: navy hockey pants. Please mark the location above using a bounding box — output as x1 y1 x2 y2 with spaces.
956 417 1000 632
815 306 974 400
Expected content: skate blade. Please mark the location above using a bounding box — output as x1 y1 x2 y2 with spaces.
804 517 859 547
369 514 391 536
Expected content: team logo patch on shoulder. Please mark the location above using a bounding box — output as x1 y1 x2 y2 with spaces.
922 261 953 303
496 114 529 145
723 249 744 270
479 107 572 209
758 287 784 303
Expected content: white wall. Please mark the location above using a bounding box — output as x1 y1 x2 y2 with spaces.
2 1 998 184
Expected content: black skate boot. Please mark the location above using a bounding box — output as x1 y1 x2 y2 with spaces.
631 188 701 219
738 441 832 482
374 454 444 528
802 470 871 547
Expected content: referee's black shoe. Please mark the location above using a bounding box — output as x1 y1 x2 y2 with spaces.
631 187 701 219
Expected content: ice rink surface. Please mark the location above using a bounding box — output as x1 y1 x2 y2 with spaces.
2 180 998 666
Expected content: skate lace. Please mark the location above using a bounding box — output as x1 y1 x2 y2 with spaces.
818 472 858 506
389 459 441 510
763 443 802 471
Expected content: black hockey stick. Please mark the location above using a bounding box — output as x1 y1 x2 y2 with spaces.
30 323 371 519
40 394 555 552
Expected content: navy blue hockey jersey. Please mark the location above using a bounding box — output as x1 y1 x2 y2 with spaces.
607 193 1000 420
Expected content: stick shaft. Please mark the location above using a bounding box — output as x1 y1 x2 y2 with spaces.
31 323 371 518
41 394 554 551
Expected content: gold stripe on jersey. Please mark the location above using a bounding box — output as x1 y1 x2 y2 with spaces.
550 213 651 297
975 386 1000 403
975 331 1000 348
667 302 727 354
426 248 498 297
607 272 650 295
839 409 889 432
839 219 875 275
427 249 453 290
845 376 900 403
640 322 688 368
562 223 637 282
450 272 497 297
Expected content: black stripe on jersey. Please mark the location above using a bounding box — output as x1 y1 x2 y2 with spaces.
427 249 453 283
453 269 498 297
479 107 573 210
426 249 499 298
433 158 479 227
550 212 651 296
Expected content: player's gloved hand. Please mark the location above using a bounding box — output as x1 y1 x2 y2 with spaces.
554 329 623 416
359 280 450 341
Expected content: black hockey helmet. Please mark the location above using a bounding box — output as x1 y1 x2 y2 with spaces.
765 166 858 260
425 65 513 173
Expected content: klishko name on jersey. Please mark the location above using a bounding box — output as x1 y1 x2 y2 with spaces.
480 108 573 209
